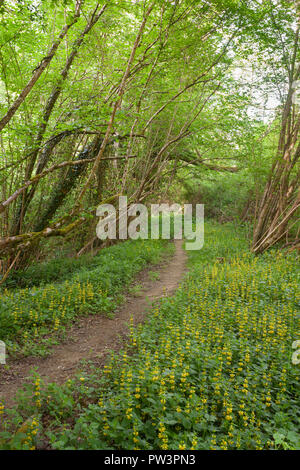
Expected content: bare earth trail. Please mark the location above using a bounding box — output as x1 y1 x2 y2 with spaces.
0 240 187 406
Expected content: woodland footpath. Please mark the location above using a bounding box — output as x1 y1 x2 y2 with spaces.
0 0 299 451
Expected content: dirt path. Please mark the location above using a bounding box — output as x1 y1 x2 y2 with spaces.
0 240 186 406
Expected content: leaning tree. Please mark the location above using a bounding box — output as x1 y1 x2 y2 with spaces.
252 0 300 253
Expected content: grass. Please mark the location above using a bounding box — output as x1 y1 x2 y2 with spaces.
1 253 101 290
0 238 174 358
128 284 144 297
0 221 299 450
148 271 160 281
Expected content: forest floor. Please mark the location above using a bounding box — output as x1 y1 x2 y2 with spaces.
0 240 186 406
0 223 299 450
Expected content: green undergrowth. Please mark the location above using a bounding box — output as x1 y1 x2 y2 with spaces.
0 222 299 450
2 253 102 290
0 239 174 358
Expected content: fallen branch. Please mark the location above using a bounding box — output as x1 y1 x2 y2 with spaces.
195 150 238 172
